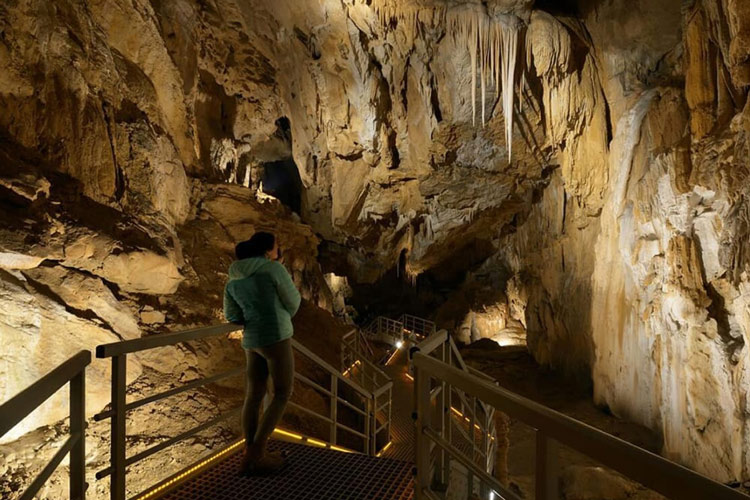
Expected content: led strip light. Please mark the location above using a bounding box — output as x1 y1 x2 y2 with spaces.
342 359 361 377
135 428 356 499
376 441 393 457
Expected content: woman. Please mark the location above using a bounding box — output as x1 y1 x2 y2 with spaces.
223 232 301 475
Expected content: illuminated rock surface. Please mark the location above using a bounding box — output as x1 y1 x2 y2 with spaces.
1 0 749 497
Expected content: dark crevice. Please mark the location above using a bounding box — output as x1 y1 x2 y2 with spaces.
706 282 745 363
388 130 400 169
603 93 614 144
333 151 364 162
101 100 125 202
260 117 303 214
429 75 442 122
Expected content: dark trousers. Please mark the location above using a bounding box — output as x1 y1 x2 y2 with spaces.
242 339 294 449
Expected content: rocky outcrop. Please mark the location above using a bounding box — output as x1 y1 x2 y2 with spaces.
495 0 750 483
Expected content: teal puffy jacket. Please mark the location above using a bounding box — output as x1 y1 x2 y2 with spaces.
223 257 301 349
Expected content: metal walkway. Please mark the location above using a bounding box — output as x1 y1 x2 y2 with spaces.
378 349 416 462
160 440 413 500
158 344 419 499
151 318 496 499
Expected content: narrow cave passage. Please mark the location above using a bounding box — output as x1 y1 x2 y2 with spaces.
260 157 302 214
259 117 303 214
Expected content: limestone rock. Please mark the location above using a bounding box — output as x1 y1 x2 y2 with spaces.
0 271 142 443
22 266 141 340
0 252 45 270
139 307 166 325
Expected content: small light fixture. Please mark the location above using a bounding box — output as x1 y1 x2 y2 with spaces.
396 340 404 349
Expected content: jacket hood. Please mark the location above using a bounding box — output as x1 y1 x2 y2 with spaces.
228 257 272 280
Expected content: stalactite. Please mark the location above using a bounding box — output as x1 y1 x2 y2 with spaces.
500 25 518 160
470 14 477 126
367 0 524 160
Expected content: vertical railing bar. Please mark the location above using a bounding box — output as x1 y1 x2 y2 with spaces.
364 396 371 455
330 374 338 445
536 430 559 500
480 398 489 499
439 340 448 485
447 353 452 490
372 392 378 451
468 395 476 497
388 385 392 445
111 355 127 500
70 367 86 500
415 356 432 499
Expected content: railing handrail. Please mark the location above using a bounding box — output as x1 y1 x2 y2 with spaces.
96 323 240 358
0 350 90 500
0 350 91 437
357 351 390 381
291 338 373 398
96 323 386 499
413 352 748 500
96 323 375 398
410 329 448 359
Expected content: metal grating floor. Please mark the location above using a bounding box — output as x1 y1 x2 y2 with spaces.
379 349 417 462
160 440 414 500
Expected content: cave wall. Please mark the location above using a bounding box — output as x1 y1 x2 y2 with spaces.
498 0 750 482
0 1 333 494
247 0 750 482
2 0 750 490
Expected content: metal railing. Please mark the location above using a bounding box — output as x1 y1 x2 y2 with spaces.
364 316 405 346
94 324 391 500
399 314 436 340
340 328 393 454
411 336 750 500
0 351 91 500
410 330 498 499
341 328 375 367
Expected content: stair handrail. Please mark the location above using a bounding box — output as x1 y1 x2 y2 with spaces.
412 346 750 500
341 328 376 371
340 328 393 455
0 350 91 500
364 316 405 345
399 314 436 339
94 323 385 500
410 330 498 497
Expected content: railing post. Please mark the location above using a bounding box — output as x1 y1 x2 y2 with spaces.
370 397 377 455
468 396 476 496
330 375 338 445
111 355 127 500
535 431 559 500
70 366 86 500
364 396 371 455
388 385 392 445
415 357 432 499
438 340 448 485
480 404 490 499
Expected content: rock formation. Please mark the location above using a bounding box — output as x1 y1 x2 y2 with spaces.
1 0 749 495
